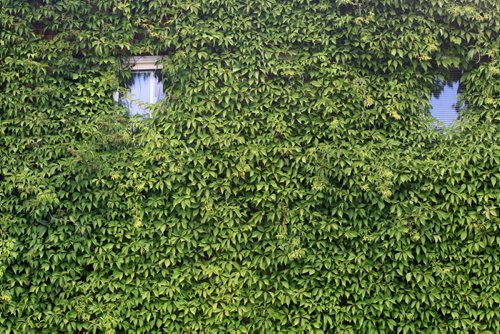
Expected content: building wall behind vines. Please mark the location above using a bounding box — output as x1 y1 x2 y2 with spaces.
0 0 499 332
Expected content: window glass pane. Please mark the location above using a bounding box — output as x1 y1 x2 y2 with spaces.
430 70 461 127
122 71 164 116
154 76 165 103
123 71 152 115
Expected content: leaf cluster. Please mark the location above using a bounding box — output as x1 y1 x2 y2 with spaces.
0 0 499 332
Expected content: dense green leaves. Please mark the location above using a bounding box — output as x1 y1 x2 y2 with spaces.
1 0 499 332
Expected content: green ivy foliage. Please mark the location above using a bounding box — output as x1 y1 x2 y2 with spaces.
1 0 499 332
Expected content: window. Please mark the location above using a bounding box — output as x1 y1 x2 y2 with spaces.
429 68 462 127
117 56 165 116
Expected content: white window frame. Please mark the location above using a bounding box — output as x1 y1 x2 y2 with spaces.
126 56 164 71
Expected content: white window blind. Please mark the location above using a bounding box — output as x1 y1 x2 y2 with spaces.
430 69 461 127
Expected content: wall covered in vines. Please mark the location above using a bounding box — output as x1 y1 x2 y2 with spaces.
1 0 499 332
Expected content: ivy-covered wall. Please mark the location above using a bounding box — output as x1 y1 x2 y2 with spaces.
1 0 499 332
